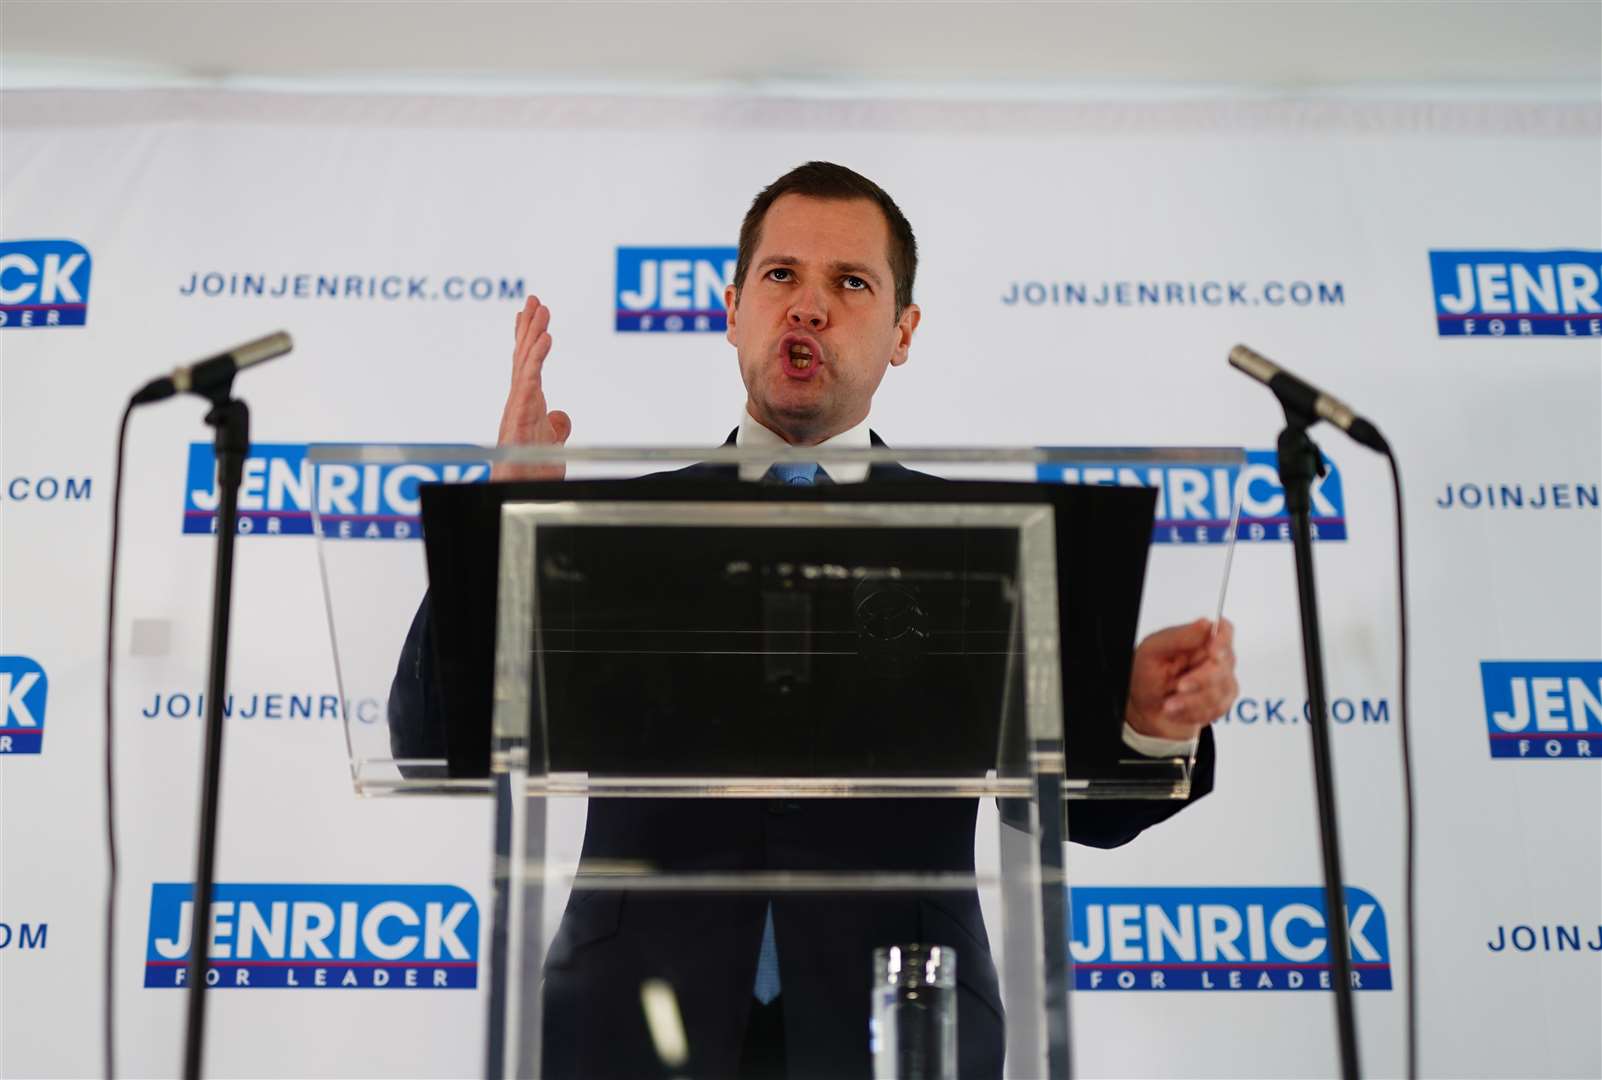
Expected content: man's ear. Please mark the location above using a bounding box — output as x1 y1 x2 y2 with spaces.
889 303 921 367
724 283 739 346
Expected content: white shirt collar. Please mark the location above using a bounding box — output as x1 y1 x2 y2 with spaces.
736 409 873 483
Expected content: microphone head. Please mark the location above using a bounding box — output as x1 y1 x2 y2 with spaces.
234 330 293 369
1228 344 1279 384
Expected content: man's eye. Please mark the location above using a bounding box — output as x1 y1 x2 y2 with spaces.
842 276 867 291
767 268 793 282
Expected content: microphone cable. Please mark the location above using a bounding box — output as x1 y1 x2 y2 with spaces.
103 398 135 1080
1381 443 1418 1080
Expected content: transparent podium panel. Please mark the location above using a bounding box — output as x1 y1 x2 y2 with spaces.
307 445 490 793
307 443 1241 1079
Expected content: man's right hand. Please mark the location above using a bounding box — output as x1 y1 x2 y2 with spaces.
493 294 572 481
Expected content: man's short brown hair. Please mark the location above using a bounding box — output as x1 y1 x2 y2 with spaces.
733 161 918 317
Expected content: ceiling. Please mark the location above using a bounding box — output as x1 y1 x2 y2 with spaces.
3 0 1599 96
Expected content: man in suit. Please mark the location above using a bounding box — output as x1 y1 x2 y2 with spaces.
425 162 1238 1078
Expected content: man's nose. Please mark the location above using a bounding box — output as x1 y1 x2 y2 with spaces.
787 289 828 329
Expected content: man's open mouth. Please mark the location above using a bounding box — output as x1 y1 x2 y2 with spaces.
780 334 822 373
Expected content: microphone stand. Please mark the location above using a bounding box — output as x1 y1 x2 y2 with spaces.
1276 412 1361 1080
182 392 250 1080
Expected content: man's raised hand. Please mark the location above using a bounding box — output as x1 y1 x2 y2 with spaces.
494 294 572 481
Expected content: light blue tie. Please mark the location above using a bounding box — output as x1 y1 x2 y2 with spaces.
753 905 782 1004
766 461 820 486
752 461 818 1004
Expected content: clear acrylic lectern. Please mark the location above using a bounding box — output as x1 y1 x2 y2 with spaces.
310 444 1242 1080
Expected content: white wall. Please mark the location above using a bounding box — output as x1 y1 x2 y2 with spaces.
1 88 1598 1078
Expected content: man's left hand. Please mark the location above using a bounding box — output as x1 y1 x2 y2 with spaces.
1125 618 1238 743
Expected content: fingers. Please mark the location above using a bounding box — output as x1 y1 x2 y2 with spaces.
1138 618 1213 660
1160 673 1239 728
514 301 551 373
507 296 554 432
516 331 552 390
1183 639 1235 676
1161 655 1239 727
495 295 570 482
1171 654 1233 698
500 294 562 448
1179 618 1234 673
514 294 534 348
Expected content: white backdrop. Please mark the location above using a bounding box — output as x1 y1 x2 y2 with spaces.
2 89 1599 1079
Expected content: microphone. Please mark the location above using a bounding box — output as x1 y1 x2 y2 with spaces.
1228 344 1388 453
132 331 292 405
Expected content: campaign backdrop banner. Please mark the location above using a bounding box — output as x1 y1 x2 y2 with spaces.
1 90 1598 1080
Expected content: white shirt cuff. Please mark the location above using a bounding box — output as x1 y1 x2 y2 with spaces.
1121 721 1198 759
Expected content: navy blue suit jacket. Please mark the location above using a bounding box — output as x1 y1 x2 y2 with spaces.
389 431 1215 1079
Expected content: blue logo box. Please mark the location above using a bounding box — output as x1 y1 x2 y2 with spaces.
145 882 479 988
1069 885 1391 991
0 239 92 328
0 655 48 754
183 443 489 539
615 246 737 332
1481 660 1601 759
1037 449 1347 544
1429 250 1602 337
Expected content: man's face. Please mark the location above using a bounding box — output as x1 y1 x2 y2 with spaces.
726 194 920 446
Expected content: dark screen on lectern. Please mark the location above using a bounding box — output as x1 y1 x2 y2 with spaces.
417 479 1156 782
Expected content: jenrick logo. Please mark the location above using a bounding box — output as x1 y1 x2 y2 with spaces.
0 656 48 755
183 443 488 539
616 246 737 332
144 883 479 988
1069 886 1391 991
1429 250 1601 337
1037 449 1347 544
1481 660 1601 759
0 239 92 328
